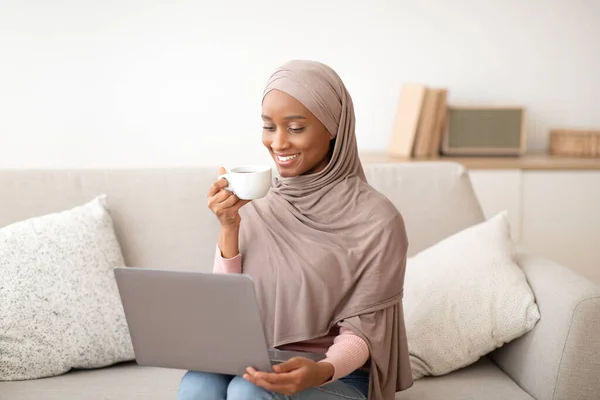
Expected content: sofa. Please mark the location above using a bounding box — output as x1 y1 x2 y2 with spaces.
1 162 599 400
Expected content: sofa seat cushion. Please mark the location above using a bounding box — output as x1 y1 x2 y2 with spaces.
396 358 534 400
0 362 185 400
1 358 533 400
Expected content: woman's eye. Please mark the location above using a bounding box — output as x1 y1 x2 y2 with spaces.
288 127 305 134
262 126 276 132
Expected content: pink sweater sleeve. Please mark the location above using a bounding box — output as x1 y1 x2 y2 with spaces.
319 326 370 382
212 245 242 274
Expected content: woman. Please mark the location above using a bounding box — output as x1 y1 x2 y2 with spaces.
179 60 413 400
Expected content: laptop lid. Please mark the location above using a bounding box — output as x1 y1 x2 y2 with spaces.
114 267 273 375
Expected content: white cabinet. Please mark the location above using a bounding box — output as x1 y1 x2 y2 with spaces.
469 170 522 242
468 169 600 284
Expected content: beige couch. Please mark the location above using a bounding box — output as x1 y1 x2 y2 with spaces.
1 162 599 400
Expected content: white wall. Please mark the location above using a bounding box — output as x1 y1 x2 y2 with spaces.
1 0 599 168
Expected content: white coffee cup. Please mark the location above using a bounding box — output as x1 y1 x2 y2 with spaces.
218 166 272 200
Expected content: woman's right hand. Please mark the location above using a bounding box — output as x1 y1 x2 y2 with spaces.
208 167 250 230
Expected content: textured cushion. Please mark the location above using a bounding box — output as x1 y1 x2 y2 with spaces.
404 212 541 380
0 196 134 380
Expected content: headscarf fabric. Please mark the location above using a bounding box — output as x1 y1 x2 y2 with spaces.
239 60 413 399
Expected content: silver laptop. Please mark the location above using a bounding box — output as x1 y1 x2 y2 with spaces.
113 267 324 376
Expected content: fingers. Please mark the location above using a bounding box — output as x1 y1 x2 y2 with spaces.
219 192 240 209
253 371 291 385
244 368 297 395
245 374 286 393
207 165 252 216
231 199 251 212
247 366 301 386
212 188 232 203
272 357 305 373
208 178 229 197
208 188 233 209
208 191 239 214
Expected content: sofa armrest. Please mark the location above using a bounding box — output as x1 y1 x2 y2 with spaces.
490 251 600 400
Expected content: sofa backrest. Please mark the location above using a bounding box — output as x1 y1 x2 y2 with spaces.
363 162 484 255
0 162 484 271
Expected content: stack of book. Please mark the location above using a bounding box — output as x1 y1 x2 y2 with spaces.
387 83 448 158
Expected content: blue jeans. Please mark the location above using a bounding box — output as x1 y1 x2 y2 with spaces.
178 370 369 400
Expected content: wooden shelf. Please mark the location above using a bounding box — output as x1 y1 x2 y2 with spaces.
359 152 600 170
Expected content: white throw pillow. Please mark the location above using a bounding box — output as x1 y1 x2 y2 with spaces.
0 196 134 381
404 211 540 380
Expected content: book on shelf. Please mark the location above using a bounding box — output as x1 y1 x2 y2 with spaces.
387 83 448 159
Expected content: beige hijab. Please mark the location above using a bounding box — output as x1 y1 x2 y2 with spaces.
239 60 413 399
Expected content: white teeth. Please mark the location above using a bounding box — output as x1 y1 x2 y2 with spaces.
277 154 299 162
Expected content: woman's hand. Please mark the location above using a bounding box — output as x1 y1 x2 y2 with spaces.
243 357 334 395
207 167 250 230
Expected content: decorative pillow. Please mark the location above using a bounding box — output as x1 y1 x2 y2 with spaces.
403 211 541 380
0 196 134 381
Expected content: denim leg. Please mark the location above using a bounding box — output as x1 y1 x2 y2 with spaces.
271 380 367 400
302 380 368 400
178 371 366 400
227 375 274 400
178 370 232 400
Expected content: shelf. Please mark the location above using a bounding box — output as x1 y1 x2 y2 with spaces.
359 152 600 170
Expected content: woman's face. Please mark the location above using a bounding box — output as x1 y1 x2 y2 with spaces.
261 90 333 178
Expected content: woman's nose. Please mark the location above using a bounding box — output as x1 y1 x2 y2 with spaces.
271 129 290 150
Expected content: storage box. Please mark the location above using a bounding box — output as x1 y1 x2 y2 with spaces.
549 130 600 157
441 106 526 156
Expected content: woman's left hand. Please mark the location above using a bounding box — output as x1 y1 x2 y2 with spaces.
243 357 334 395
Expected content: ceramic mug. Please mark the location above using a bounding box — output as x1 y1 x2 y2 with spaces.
218 166 272 200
